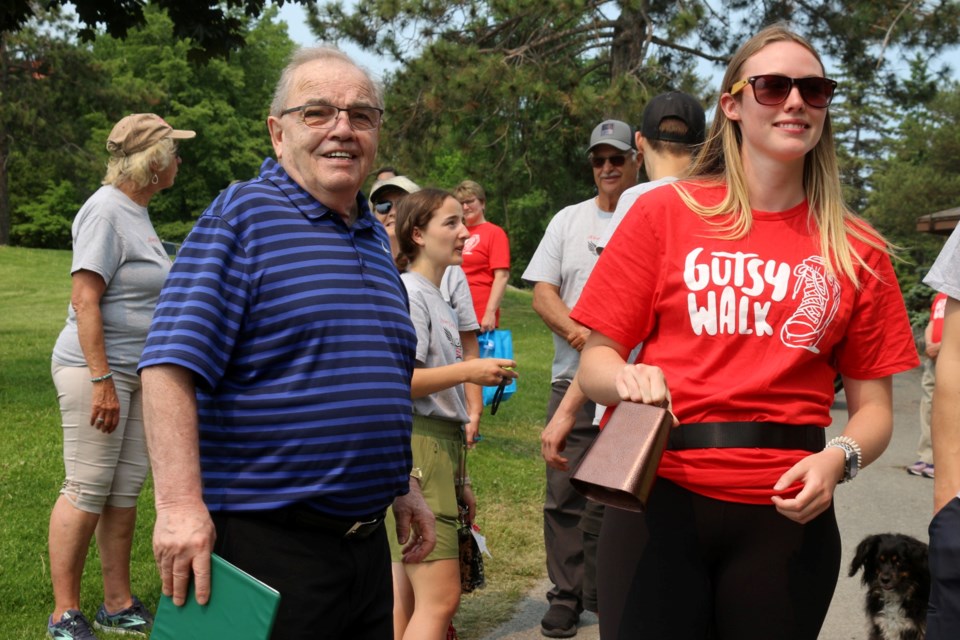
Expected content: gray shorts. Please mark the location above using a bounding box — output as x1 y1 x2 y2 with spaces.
51 363 149 513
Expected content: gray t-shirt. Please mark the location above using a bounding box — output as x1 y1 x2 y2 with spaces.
522 198 612 382
402 270 470 423
52 185 172 374
440 266 480 332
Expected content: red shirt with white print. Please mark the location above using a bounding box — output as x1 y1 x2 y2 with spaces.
571 182 919 504
931 291 948 344
461 221 511 327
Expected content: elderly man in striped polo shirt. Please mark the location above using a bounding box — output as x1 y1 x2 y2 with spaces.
139 47 435 639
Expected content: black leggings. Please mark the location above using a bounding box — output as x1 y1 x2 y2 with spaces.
597 479 841 640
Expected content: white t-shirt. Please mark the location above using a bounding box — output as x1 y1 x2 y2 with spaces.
522 198 612 382
596 176 679 251
924 223 960 499
53 185 171 374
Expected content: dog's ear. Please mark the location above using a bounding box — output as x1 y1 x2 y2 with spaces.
849 535 877 578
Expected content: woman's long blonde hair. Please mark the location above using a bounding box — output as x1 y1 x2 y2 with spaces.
677 24 890 286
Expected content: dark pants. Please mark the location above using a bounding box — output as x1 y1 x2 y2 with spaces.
544 380 599 613
578 499 604 613
212 509 393 640
928 496 960 639
598 479 841 640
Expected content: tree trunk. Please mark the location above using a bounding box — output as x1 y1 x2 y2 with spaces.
610 3 650 81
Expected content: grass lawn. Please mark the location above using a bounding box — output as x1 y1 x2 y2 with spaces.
0 245 555 639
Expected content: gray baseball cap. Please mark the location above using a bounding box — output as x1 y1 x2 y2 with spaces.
588 119 634 152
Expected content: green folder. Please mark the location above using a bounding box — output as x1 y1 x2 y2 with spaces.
151 553 280 639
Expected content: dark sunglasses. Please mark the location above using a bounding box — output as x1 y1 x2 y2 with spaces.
373 201 393 214
490 377 509 415
730 74 838 109
589 154 629 169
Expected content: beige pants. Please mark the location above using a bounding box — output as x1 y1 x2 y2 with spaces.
51 363 149 513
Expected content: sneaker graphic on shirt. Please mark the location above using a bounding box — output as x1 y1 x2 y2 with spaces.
780 256 841 354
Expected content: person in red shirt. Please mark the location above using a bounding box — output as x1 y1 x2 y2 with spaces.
911 291 949 478
572 25 918 640
453 180 511 332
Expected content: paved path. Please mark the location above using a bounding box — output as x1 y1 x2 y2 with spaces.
480 367 932 639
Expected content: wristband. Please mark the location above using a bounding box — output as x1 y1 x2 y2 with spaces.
90 372 114 383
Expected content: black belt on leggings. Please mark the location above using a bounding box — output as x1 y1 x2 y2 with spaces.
667 422 825 452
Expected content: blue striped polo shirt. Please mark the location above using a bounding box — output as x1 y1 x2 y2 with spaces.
139 158 417 519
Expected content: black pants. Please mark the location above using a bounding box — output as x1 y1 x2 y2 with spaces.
212 509 393 640
544 380 599 613
597 479 840 640
928 496 960 639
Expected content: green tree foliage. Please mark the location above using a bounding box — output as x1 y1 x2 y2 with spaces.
2 9 126 246
311 0 716 279
2 0 312 62
309 0 960 282
88 5 294 238
5 6 295 248
864 80 960 320
11 180 79 247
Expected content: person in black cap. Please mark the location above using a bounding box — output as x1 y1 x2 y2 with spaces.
597 90 706 250
523 119 640 637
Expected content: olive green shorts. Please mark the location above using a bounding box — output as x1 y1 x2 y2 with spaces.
387 414 464 562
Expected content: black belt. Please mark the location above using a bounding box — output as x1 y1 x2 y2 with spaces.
251 504 386 539
667 422 825 452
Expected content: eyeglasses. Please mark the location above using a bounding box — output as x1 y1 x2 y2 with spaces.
280 103 384 131
730 75 838 109
373 201 393 214
589 154 630 169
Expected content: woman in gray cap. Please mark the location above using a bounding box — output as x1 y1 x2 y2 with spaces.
46 114 194 640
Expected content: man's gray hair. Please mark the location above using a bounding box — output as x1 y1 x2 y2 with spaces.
270 46 384 117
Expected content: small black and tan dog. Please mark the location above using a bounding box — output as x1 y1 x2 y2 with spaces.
849 533 930 640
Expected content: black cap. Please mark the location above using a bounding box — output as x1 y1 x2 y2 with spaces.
640 92 706 145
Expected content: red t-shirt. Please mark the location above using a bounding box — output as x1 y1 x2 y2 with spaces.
571 182 919 504
932 292 948 344
461 221 511 326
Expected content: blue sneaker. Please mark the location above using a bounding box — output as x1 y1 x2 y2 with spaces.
93 596 153 636
48 609 97 639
